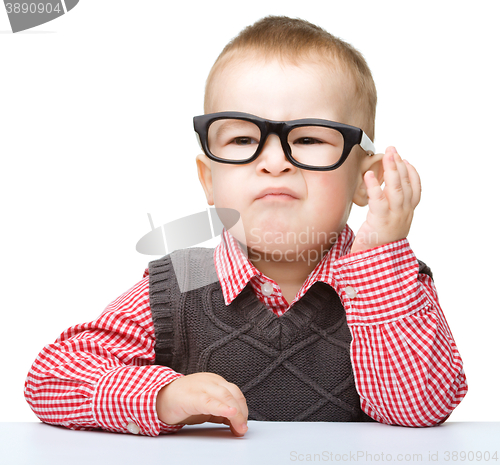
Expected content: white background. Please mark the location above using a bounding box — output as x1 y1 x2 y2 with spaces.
1 0 498 423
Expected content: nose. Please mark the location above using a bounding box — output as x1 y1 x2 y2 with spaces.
256 134 296 176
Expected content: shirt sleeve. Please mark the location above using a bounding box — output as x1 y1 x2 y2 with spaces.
24 275 184 436
332 239 468 427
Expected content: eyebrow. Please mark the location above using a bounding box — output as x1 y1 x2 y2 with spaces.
212 119 257 138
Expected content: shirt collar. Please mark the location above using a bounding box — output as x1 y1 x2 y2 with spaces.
214 225 355 307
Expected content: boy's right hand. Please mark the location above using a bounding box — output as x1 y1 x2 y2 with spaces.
156 372 249 436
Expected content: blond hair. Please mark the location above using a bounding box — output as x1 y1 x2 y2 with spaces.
204 16 377 140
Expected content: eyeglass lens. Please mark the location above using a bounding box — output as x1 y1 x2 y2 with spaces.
207 118 345 168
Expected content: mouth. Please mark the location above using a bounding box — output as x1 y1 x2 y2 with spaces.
255 187 299 201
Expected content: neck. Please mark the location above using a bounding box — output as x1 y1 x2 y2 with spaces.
248 245 329 303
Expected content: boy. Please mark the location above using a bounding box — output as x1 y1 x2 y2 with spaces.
25 16 467 437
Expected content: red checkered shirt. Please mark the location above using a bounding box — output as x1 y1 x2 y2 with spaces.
24 225 467 435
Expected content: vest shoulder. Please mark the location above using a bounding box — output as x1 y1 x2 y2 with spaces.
417 259 433 280
149 247 215 267
149 247 218 295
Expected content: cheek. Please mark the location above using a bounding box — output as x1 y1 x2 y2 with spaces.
306 171 353 213
211 167 231 207
211 166 246 208
210 167 249 243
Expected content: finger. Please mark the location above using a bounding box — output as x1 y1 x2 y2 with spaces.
227 419 248 437
382 147 404 210
198 395 238 418
364 170 389 217
181 413 247 438
222 396 248 436
403 159 421 208
181 414 227 425
224 382 249 423
203 386 248 435
219 416 245 437
393 149 413 209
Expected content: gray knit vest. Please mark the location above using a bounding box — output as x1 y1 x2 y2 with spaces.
148 247 376 422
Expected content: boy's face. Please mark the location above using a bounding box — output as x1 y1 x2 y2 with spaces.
197 56 369 258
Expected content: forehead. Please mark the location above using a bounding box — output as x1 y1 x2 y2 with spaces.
206 54 355 123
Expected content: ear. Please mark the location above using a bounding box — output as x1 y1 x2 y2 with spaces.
196 153 214 206
352 152 384 207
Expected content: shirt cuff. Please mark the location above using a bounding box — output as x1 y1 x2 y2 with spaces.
332 239 432 325
93 365 184 436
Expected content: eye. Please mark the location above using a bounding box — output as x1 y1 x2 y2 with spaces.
232 136 258 146
294 137 323 145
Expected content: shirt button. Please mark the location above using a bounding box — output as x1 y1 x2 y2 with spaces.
345 286 357 299
126 422 140 435
261 282 274 296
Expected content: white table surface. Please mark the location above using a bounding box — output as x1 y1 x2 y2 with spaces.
2 421 499 465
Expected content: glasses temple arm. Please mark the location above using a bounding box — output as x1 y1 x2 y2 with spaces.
360 132 376 156
195 132 204 151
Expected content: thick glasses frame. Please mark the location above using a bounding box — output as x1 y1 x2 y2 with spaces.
193 111 376 171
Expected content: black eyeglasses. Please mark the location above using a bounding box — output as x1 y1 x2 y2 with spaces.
193 111 375 171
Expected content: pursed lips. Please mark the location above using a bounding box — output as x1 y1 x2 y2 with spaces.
255 187 299 201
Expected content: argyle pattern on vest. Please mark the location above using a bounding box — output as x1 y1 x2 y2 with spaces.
149 247 374 422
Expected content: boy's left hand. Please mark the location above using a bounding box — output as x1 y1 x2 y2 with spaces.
351 146 421 254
